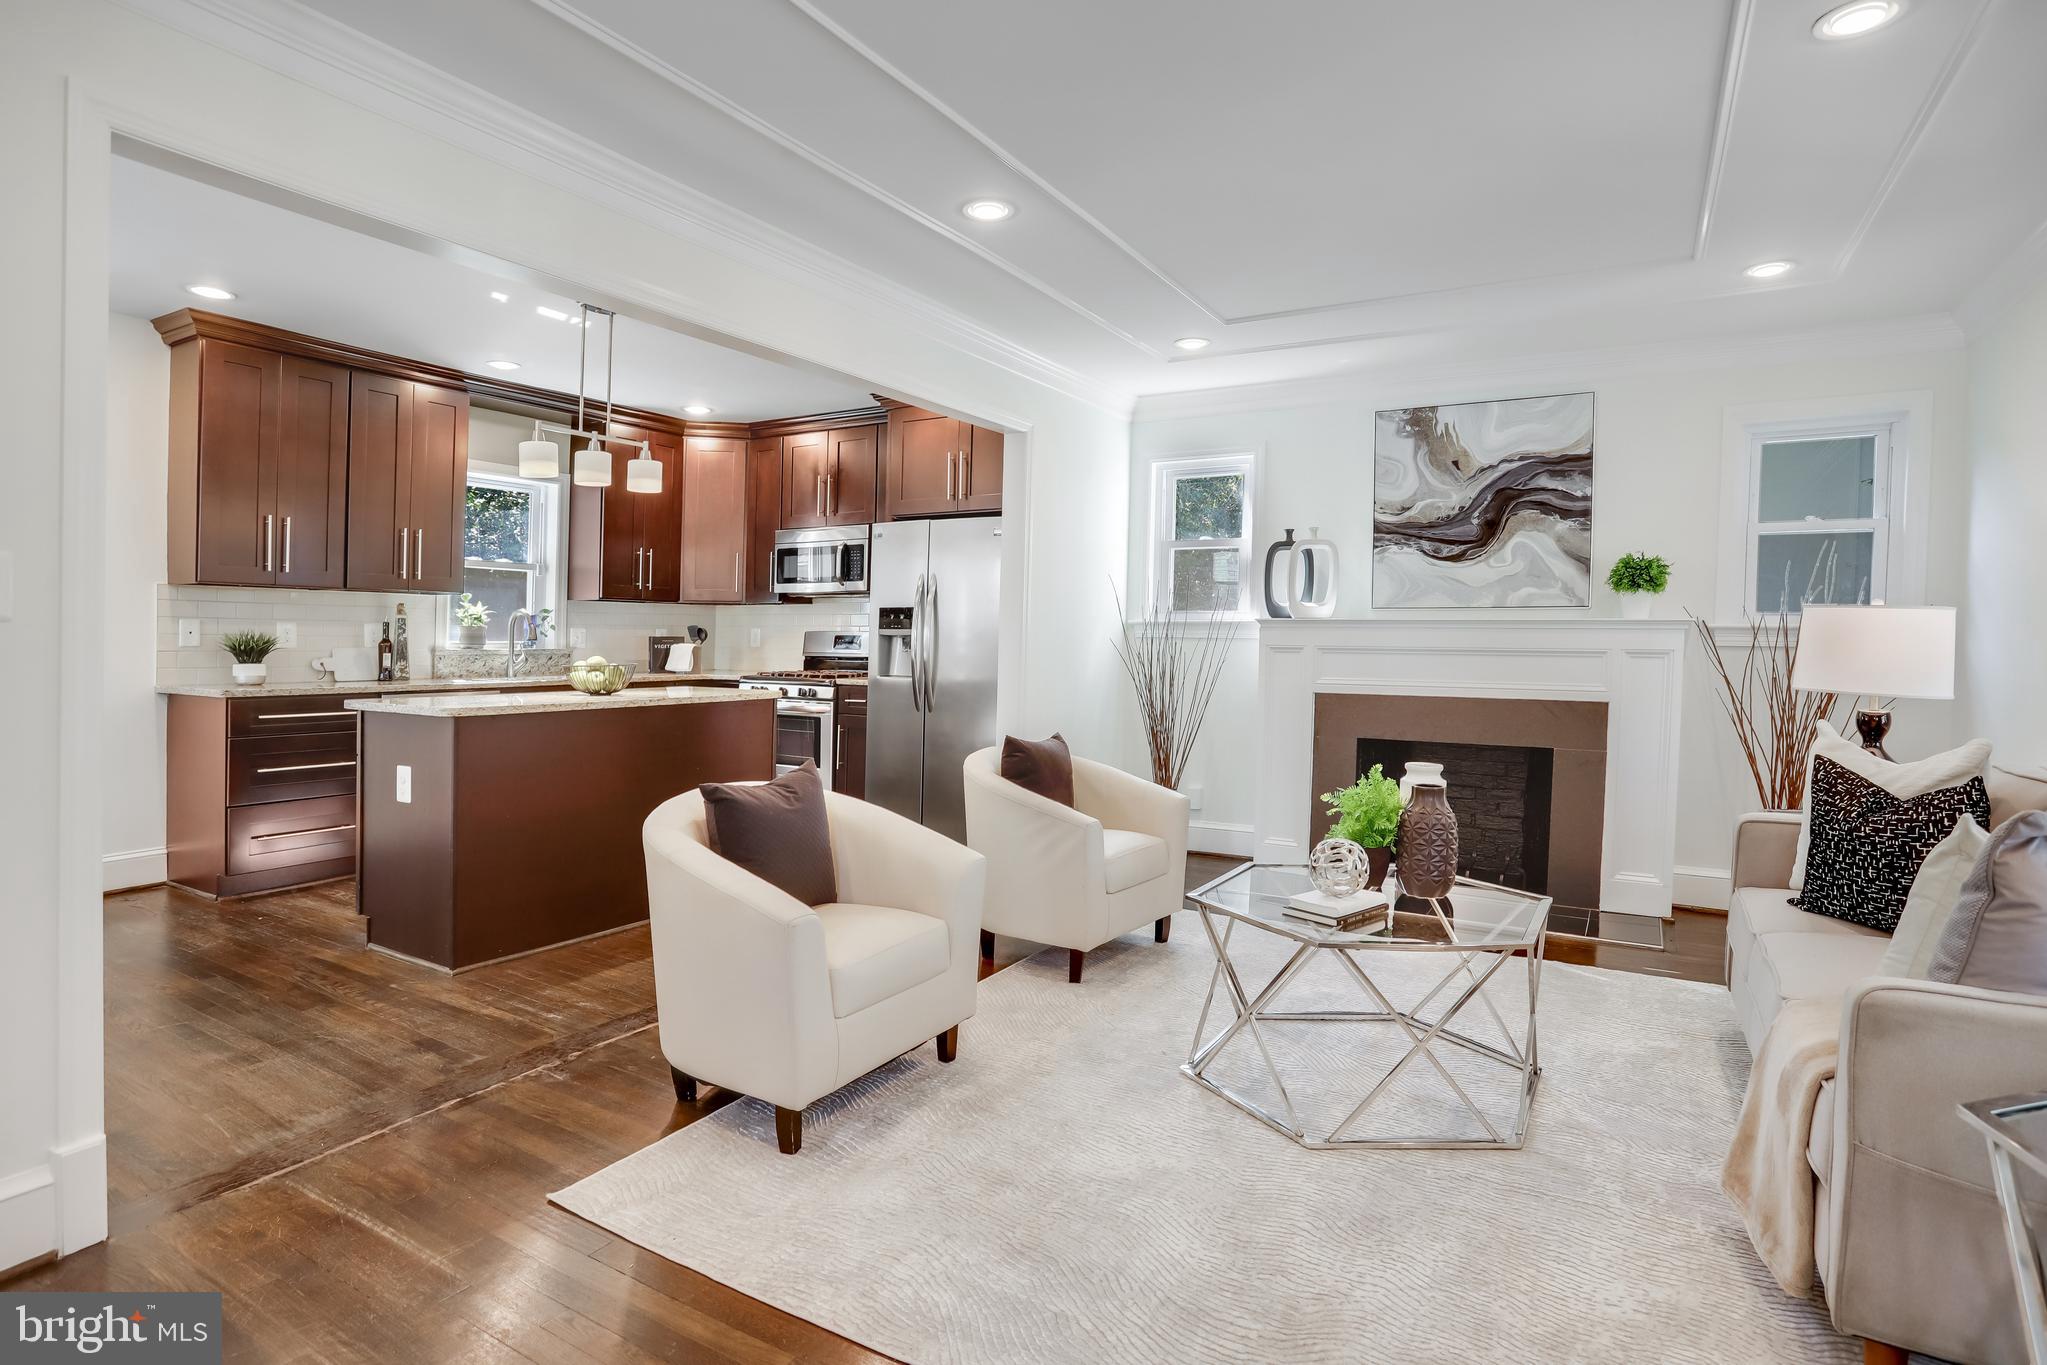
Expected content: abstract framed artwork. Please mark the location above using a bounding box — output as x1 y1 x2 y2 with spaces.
1371 391 1594 608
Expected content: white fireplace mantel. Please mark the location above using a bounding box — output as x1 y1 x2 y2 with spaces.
1253 617 1689 919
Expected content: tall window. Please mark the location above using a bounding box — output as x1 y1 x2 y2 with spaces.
1151 453 1254 616
1745 423 1891 614
454 472 554 643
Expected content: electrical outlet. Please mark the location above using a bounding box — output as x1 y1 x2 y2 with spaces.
1185 782 1205 811
275 622 297 648
363 622 381 647
178 618 201 648
0 550 12 621
749 627 762 648
569 627 587 648
395 765 412 804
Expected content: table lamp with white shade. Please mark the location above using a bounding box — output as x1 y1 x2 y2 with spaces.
1790 604 1956 759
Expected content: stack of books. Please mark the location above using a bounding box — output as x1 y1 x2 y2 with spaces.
1283 886 1391 932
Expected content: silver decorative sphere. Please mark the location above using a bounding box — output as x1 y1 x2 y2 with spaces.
1309 839 1369 897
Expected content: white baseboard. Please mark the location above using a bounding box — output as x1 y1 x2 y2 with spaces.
103 847 166 892
51 1134 107 1255
1189 820 1253 858
1674 865 1731 911
0 1163 56 1273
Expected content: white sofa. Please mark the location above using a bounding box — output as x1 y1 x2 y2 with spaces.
642 787 986 1153
961 747 1189 983
1725 766 2047 1364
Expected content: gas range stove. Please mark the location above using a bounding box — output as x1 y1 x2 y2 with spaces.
744 668 866 686
738 630 868 703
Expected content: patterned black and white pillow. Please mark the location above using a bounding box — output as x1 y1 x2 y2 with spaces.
1792 756 1992 932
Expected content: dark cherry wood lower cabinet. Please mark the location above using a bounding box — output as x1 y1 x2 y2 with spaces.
356 697 776 970
834 683 867 800
167 693 367 898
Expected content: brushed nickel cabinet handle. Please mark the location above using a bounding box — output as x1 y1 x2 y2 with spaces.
416 529 425 580
826 471 837 516
945 453 955 500
282 515 293 575
256 710 353 719
254 759 357 774
399 525 409 580
962 450 972 498
250 822 356 841
733 551 742 594
815 473 825 517
264 514 275 571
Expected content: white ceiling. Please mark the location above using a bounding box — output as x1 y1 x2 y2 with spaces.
107 156 878 422
158 0 2047 399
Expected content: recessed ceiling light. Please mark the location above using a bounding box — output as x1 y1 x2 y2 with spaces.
535 305 571 322
683 404 714 417
961 199 1015 223
490 291 510 302
486 360 521 371
1813 1 1901 39
185 284 235 301
1743 260 1797 279
1173 337 1212 352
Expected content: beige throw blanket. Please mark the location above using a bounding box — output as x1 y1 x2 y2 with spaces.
1722 998 1841 1296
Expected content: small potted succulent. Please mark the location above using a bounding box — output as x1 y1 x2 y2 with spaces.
1608 552 1672 619
454 593 493 647
221 630 279 686
1318 762 1404 889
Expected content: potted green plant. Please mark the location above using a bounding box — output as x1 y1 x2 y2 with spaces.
1318 762 1403 889
221 630 279 686
1608 552 1672 619
454 593 493 647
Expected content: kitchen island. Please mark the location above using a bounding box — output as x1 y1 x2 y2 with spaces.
347 686 774 970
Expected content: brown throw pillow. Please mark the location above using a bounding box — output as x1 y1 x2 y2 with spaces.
1001 733 1074 807
699 762 838 906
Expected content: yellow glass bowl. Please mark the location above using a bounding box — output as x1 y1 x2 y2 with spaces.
567 662 634 695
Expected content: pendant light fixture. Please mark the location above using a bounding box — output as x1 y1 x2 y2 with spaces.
625 441 662 493
573 304 614 488
518 420 560 479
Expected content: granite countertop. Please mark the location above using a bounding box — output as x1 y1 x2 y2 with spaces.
345 686 771 719
156 671 747 700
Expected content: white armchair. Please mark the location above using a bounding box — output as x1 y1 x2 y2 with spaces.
962 747 1189 982
642 788 986 1153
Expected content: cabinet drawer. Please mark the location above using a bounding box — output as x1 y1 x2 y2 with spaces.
228 732 359 805
226 795 357 877
837 687 867 714
228 694 365 738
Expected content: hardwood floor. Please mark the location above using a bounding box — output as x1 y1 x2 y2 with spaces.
13 857 1726 1361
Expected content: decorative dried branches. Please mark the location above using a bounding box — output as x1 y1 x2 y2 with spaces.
1112 585 1238 790
1689 552 1848 811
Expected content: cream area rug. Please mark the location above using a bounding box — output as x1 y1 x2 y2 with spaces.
552 919 1853 1364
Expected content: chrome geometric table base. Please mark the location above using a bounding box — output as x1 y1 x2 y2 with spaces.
1183 893 1543 1150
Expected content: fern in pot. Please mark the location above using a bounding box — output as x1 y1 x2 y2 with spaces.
221 631 279 686
1608 552 1671 619
1318 762 1404 889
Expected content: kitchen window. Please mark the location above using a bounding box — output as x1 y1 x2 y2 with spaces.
1150 453 1254 617
452 471 557 644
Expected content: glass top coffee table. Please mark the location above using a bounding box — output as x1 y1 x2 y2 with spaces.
1182 862 1549 1150
1959 1094 2047 1364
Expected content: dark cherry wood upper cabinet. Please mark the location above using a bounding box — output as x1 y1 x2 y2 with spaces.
569 425 685 603
780 429 832 529
681 436 747 604
959 423 1005 514
887 408 965 518
884 406 1003 518
186 339 281 586
746 437 782 603
274 356 350 588
825 425 880 525
405 381 470 593
627 424 685 603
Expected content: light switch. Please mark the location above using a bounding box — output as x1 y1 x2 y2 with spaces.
1185 782 1204 811
395 765 412 804
363 622 380 647
178 618 201 647
749 628 762 648
0 550 12 621
276 622 297 648
569 627 587 648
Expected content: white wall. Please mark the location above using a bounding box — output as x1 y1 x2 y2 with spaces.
1130 342 1974 889
8 0 1131 1268
1961 270 2047 767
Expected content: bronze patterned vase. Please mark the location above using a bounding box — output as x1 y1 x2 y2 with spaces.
1396 778 1459 900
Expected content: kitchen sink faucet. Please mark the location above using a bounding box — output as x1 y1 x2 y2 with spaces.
506 608 536 677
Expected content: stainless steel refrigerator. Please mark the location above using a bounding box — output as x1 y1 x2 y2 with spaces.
867 517 1001 841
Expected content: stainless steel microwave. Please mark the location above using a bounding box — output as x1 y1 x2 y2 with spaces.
770 525 870 596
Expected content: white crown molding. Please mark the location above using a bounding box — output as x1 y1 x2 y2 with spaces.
111 0 1136 417
1131 314 1965 421
1956 211 2047 338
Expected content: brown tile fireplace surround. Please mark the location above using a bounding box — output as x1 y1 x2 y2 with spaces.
1312 693 1607 911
